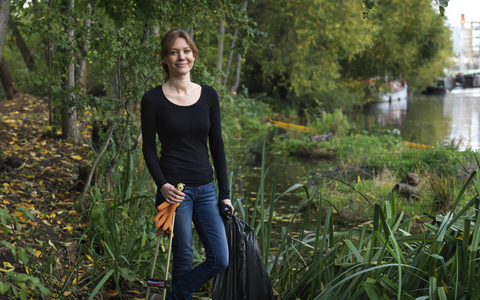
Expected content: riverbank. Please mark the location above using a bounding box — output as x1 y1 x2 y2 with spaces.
1 93 480 299
249 124 479 230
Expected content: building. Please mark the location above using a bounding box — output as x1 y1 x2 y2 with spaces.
451 14 480 70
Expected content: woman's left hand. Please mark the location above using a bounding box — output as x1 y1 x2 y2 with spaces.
221 199 234 212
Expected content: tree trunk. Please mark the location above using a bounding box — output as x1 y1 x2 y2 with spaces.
8 18 35 71
0 0 9 62
78 3 91 94
62 0 80 143
222 28 237 87
153 25 159 38
0 57 18 99
215 19 224 82
230 54 241 93
223 1 247 87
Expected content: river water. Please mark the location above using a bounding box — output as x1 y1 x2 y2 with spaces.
227 87 480 239
359 87 480 150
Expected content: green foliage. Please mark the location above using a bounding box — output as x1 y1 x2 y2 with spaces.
245 0 452 111
220 87 272 136
242 148 480 299
306 108 351 137
428 172 456 213
0 213 51 299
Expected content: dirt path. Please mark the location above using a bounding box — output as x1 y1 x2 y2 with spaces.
0 93 91 298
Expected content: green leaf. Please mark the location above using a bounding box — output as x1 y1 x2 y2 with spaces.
88 269 115 300
364 0 375 9
439 6 445 16
11 273 29 282
2 241 17 259
0 282 9 293
20 287 27 300
15 207 35 222
0 208 11 224
19 248 29 265
118 266 136 282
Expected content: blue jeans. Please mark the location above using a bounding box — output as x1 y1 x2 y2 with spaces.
156 181 229 300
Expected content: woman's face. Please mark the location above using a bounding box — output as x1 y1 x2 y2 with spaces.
163 37 195 78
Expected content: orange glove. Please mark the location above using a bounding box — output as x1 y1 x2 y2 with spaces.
153 183 184 237
153 203 178 236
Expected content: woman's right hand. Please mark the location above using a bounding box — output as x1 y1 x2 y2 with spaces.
160 183 185 205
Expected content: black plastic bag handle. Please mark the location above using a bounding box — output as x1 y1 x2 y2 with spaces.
219 202 233 222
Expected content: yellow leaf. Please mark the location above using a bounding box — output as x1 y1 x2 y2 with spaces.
3 262 14 270
64 291 72 296
57 220 62 224
0 268 8 273
86 254 93 261
71 155 82 160
69 210 78 216
2 200 10 204
14 211 23 217
72 275 82 286
106 290 119 296
63 224 73 231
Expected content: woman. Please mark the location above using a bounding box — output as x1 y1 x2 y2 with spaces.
141 29 232 300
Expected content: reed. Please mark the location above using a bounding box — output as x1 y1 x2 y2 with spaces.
232 141 480 299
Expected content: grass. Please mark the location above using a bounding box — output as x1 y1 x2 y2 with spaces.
2 121 480 299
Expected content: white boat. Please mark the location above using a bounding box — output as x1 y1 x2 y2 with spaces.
367 79 408 103
380 81 408 102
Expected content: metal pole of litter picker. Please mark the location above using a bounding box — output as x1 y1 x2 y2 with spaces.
163 212 177 300
146 232 164 300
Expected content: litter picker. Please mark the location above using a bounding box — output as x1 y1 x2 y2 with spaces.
145 183 184 300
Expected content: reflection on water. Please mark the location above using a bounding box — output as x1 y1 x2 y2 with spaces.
358 87 480 150
226 88 480 239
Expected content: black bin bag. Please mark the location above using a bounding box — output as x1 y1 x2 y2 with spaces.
212 203 275 300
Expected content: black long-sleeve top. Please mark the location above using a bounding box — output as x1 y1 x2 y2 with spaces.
141 85 230 201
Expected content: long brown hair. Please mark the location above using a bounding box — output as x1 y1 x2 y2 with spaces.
161 29 199 82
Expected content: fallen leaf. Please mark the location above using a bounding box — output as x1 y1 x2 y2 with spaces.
105 290 119 296
3 262 14 270
63 224 73 232
64 291 72 296
71 155 82 160
29 221 38 226
2 200 9 204
72 275 82 286
69 210 78 216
